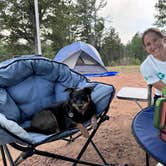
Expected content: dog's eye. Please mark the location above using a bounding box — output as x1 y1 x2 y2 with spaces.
71 98 77 103
82 98 88 102
83 95 90 101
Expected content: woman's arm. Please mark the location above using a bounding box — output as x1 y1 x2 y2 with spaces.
152 80 166 91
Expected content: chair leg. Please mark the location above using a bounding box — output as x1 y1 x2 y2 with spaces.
72 126 109 166
0 145 15 166
146 153 149 166
90 140 108 164
135 100 143 109
0 145 7 166
72 115 111 166
72 139 108 166
35 148 107 166
72 129 96 166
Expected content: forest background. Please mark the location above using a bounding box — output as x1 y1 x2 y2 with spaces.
0 0 165 66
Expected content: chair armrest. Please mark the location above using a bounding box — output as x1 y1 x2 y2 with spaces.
0 113 32 143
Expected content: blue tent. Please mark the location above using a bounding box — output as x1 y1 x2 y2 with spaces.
54 41 107 74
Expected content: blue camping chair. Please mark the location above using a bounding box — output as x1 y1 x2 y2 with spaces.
0 55 115 166
132 85 166 165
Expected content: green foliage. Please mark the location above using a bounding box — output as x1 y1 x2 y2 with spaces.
0 0 36 53
74 0 106 47
126 33 147 63
0 0 76 55
0 0 153 65
100 27 124 66
0 43 7 61
43 0 76 53
154 0 166 29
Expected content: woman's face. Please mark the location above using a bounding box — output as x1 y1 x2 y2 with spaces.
143 31 166 57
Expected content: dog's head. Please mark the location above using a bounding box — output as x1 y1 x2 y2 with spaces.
65 87 93 115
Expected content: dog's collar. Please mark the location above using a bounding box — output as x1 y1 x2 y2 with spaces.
66 104 75 118
68 112 74 118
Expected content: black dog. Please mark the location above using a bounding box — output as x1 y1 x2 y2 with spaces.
29 87 97 137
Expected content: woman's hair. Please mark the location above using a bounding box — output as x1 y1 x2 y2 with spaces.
142 28 165 46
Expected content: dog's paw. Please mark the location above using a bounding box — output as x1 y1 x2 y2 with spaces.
80 126 89 138
82 129 89 138
91 115 97 130
76 123 89 138
91 121 97 130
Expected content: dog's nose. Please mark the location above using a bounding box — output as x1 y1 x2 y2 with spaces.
78 105 83 109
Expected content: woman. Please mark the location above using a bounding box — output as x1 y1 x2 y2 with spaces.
140 28 166 104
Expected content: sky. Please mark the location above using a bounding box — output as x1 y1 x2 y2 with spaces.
98 0 158 44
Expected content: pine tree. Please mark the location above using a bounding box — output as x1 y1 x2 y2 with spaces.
154 0 166 30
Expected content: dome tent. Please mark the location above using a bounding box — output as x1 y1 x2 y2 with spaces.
54 41 107 74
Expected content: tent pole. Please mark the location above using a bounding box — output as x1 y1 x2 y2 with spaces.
34 0 42 55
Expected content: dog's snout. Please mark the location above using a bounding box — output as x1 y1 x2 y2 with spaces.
78 104 84 109
75 100 84 106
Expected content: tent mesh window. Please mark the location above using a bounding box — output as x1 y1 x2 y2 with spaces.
76 52 98 66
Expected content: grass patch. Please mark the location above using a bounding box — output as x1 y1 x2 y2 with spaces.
106 65 140 73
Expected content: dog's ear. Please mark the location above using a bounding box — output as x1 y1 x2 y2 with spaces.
83 87 94 95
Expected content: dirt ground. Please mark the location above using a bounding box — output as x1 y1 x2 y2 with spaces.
0 71 158 166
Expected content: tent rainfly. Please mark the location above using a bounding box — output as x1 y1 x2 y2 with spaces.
54 41 107 74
